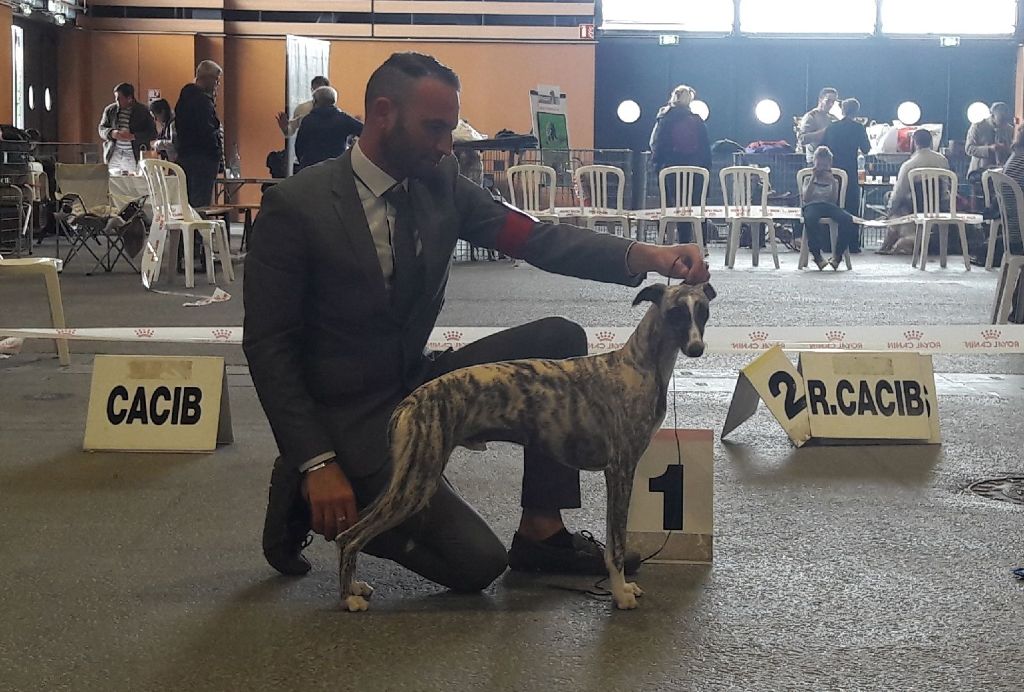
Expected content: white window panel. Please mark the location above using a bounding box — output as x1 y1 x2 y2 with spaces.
601 0 734 32
740 0 876 34
880 0 1016 36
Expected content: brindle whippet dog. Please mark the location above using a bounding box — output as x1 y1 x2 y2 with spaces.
335 282 715 611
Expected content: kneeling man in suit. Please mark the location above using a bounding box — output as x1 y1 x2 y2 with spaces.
243 52 710 589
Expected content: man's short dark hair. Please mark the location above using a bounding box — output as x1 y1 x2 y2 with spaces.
364 52 461 111
841 98 860 117
311 76 330 89
912 128 933 149
114 83 135 99
819 87 838 100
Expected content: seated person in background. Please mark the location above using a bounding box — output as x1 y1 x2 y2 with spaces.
294 86 364 171
149 98 176 161
878 129 949 254
800 146 859 270
966 101 1013 177
798 87 838 160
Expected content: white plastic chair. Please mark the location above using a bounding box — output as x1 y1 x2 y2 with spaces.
507 164 559 223
573 164 632 238
795 167 852 270
908 168 970 271
141 159 234 288
985 170 1021 267
981 169 1007 270
657 166 709 256
719 166 778 268
0 252 70 365
991 256 1024 323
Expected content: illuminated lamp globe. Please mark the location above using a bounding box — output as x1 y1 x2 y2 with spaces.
967 102 991 124
897 101 921 125
617 100 641 124
755 99 781 125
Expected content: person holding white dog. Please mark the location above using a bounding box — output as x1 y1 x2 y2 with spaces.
244 52 710 592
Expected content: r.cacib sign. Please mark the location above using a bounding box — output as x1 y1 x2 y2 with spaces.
84 355 233 452
722 346 940 446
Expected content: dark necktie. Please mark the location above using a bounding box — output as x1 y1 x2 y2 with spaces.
383 184 424 315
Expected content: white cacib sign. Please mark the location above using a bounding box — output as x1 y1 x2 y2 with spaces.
83 355 233 452
722 346 940 446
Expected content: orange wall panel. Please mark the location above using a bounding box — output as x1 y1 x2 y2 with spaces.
138 34 196 108
57 29 90 141
326 40 595 148
224 37 285 198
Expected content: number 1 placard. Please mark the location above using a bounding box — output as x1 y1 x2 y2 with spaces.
627 429 714 564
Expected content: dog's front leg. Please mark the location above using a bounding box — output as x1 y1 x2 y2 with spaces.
336 533 374 612
604 462 644 610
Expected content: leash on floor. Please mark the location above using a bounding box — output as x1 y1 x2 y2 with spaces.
550 264 686 601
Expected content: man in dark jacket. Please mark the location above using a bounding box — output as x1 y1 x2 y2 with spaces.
295 86 364 171
98 83 157 175
174 60 224 208
823 98 872 252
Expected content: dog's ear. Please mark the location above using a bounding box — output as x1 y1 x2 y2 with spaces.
632 284 667 307
702 284 717 301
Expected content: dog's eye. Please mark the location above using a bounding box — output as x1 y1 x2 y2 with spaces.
694 302 709 324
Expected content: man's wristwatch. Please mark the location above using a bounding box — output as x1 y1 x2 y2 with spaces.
304 458 335 474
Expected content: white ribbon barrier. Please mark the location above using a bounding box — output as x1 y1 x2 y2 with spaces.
3 324 1024 354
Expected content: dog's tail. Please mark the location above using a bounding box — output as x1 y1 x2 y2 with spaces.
337 400 450 550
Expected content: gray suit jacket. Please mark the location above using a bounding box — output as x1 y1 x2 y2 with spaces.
243 150 643 476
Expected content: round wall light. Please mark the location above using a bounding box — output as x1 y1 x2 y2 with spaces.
691 99 710 121
755 99 781 125
617 100 641 124
27 85 34 110
967 101 991 124
829 101 844 120
897 101 921 125
44 87 52 112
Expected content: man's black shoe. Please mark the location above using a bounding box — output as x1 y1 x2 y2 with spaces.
262 457 313 576
508 530 641 576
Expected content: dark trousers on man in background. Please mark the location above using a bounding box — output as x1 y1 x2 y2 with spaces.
175 153 220 271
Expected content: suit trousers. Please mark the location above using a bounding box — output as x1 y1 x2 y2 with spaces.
177 153 219 209
346 316 588 591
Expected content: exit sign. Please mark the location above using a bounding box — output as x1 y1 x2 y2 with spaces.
579 23 595 40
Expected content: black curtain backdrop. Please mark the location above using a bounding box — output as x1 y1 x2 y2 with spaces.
595 36 1017 153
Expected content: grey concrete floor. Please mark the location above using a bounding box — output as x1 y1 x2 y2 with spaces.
1 241 1023 691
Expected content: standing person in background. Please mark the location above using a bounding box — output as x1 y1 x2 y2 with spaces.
294 86 364 171
98 83 157 175
966 101 1013 177
798 87 839 159
277 76 331 137
175 60 224 208
649 84 712 244
149 98 176 162
823 98 871 252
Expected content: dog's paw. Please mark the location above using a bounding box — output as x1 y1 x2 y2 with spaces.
613 591 639 610
626 582 644 597
343 595 370 612
351 581 374 598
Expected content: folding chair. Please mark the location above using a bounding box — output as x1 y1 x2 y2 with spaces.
53 164 142 274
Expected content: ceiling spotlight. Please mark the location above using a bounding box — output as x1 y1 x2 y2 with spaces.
967 102 991 124
897 101 921 125
755 99 781 125
690 100 710 121
617 100 641 124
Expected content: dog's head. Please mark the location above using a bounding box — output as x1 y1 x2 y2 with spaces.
632 283 716 358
